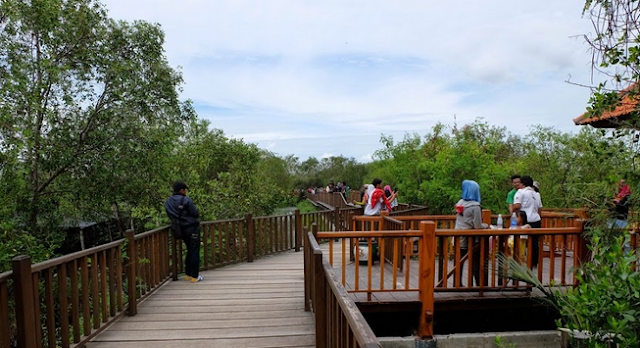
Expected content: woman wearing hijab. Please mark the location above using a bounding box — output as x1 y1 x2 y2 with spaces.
454 180 488 286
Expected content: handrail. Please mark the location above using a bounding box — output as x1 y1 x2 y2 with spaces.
30 239 125 272
310 218 586 339
306 230 382 347
3 209 320 347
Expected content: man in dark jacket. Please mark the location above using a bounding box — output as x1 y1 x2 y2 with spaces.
165 181 203 282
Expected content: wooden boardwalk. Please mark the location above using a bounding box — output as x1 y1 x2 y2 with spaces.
87 250 315 348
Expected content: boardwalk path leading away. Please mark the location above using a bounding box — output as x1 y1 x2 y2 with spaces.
87 250 315 348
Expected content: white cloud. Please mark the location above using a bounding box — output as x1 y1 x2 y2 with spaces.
101 0 603 160
321 153 334 159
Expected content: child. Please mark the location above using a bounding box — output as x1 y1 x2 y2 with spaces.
513 211 530 261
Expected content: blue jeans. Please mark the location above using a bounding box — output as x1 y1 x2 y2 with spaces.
608 219 631 253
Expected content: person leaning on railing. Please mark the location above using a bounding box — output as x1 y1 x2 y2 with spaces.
165 181 204 283
454 180 489 286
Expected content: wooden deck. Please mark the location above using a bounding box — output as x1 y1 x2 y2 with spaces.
87 250 315 348
319 240 575 304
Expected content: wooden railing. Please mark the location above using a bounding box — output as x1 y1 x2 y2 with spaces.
309 191 428 216
3 209 323 348
310 216 586 339
2 226 173 348
305 230 382 348
308 191 351 209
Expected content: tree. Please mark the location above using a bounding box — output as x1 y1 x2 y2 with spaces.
582 0 640 117
0 0 193 234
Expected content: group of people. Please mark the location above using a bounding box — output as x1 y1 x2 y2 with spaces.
165 176 632 286
454 175 543 286
355 179 399 215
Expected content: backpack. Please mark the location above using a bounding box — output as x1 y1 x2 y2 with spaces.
170 196 187 239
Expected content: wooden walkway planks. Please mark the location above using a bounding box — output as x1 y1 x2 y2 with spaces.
87 250 314 348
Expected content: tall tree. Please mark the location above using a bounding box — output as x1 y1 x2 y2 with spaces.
0 0 192 233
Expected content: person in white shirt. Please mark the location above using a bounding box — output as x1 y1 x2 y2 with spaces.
513 176 542 267
364 179 396 216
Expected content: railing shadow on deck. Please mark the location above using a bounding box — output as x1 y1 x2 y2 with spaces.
2 205 366 348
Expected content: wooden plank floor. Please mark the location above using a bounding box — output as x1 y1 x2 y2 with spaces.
87 250 315 348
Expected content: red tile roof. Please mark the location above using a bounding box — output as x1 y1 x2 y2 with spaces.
574 83 640 128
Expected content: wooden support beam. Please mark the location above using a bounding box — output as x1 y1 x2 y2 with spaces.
418 221 436 339
12 255 36 348
126 230 137 316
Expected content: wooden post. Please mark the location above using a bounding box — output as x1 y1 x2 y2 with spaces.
418 221 436 339
482 209 491 225
303 226 310 312
334 206 341 232
295 210 302 252
12 255 36 348
246 214 255 263
171 229 178 281
126 229 137 316
575 219 589 264
313 249 326 348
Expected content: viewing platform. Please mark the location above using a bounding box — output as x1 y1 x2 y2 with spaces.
3 192 631 348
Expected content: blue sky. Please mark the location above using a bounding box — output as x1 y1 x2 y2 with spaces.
102 0 602 162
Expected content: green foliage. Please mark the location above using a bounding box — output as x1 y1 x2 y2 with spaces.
555 236 640 348
0 0 193 235
498 233 640 347
0 231 63 272
362 120 637 215
581 1 640 122
296 200 318 213
494 335 517 348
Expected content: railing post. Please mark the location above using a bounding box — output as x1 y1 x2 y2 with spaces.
246 214 255 263
482 209 491 225
311 222 318 243
12 255 36 348
295 209 302 252
303 227 311 312
126 229 137 316
171 231 178 281
313 248 326 348
334 206 340 232
418 221 436 339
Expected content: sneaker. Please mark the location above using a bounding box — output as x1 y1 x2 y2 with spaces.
184 275 192 281
191 275 204 283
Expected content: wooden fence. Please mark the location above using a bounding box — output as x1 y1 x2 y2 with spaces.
3 206 366 348
309 214 587 339
305 231 382 348
1 227 172 348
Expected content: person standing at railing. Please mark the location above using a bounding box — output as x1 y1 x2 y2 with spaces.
364 179 396 216
513 176 542 268
506 175 522 214
384 185 399 210
165 181 204 283
454 180 489 286
354 184 372 205
609 179 631 231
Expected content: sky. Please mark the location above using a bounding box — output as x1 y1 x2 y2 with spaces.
102 0 603 162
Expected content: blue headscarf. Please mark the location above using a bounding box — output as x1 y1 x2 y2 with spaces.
461 180 481 203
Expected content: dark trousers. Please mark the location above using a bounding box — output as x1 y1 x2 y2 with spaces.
529 220 542 267
461 238 489 287
182 226 201 278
